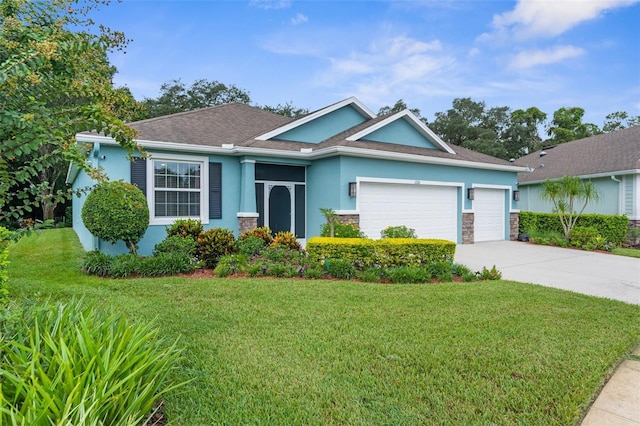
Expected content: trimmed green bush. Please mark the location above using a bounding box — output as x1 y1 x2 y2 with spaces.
387 266 430 284
110 254 143 278
0 299 184 425
153 235 197 257
196 228 237 268
381 225 417 239
214 254 248 277
320 222 365 238
81 181 149 254
166 219 203 240
520 212 628 246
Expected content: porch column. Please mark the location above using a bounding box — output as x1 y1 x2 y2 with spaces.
237 159 258 233
238 159 256 213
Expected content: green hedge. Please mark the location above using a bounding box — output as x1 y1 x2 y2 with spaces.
519 212 628 245
306 237 456 270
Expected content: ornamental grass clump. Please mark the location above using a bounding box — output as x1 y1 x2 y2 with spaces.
0 299 185 425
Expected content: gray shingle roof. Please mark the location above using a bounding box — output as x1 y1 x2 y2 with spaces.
128 103 293 146
515 126 640 183
111 103 515 167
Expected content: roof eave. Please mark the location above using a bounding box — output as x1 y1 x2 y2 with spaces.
518 169 640 185
77 134 528 173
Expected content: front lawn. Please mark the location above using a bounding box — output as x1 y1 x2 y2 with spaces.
612 247 640 258
7 229 640 425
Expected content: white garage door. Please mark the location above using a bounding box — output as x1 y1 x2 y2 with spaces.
474 188 505 242
359 182 458 241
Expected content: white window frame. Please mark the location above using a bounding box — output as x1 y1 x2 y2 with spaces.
147 153 209 225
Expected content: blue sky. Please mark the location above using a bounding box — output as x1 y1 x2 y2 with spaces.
98 0 640 126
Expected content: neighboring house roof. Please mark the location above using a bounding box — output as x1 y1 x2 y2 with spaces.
74 98 527 175
516 126 640 184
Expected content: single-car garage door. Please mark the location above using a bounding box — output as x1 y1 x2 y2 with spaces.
474 188 505 242
359 182 458 241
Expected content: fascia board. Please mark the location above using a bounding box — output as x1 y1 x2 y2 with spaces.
76 134 529 173
254 97 377 141
346 110 456 154
518 169 640 185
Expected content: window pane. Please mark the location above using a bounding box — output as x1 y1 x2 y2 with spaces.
153 160 202 218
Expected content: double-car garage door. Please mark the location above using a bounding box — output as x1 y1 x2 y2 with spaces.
358 182 506 243
358 182 458 241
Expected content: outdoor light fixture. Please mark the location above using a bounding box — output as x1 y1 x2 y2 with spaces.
513 190 520 201
467 188 475 200
349 182 357 198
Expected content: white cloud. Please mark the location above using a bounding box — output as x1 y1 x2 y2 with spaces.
291 13 308 25
508 45 586 69
480 0 639 41
249 0 291 10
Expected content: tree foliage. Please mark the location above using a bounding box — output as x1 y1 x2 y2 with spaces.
0 0 138 222
141 78 252 119
602 111 640 133
377 99 423 119
261 101 309 118
540 176 600 239
547 107 601 143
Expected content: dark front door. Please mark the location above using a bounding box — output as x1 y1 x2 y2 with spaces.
268 185 291 234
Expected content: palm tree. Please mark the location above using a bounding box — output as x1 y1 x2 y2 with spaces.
540 176 600 239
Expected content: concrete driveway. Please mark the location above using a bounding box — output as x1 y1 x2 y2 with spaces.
455 241 640 305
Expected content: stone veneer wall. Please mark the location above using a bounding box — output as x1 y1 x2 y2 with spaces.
462 212 474 244
627 219 640 246
510 213 519 241
238 216 258 234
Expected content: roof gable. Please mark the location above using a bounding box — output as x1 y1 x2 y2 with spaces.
346 110 455 154
256 97 376 143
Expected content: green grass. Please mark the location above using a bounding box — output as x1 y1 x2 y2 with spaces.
612 247 640 258
7 229 640 425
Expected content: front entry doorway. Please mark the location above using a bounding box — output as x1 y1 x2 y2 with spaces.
267 184 292 234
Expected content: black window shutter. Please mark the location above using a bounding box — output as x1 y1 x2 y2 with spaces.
209 162 222 219
131 158 147 197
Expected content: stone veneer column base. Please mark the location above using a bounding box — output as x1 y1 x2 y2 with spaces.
337 213 360 228
462 212 474 244
510 213 520 241
238 216 258 234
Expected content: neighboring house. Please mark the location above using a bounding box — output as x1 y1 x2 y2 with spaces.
67 97 528 255
515 126 640 227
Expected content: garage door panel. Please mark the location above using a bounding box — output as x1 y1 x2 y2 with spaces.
474 188 505 242
359 182 458 241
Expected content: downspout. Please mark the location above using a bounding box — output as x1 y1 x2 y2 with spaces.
611 175 622 215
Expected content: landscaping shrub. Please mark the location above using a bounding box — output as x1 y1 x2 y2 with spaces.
81 250 113 277
452 264 477 282
304 267 324 279
166 218 203 240
153 235 198 257
387 266 430 284
381 225 417 239
320 222 365 238
520 212 628 246
429 260 454 282
196 228 236 268
325 258 356 280
237 235 266 258
251 246 306 277
0 299 184 425
81 181 149 255
569 226 603 251
109 254 143 278
139 253 197 276
271 231 302 251
477 265 502 280
240 226 273 246
214 254 248 277
357 267 384 283
0 227 13 304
